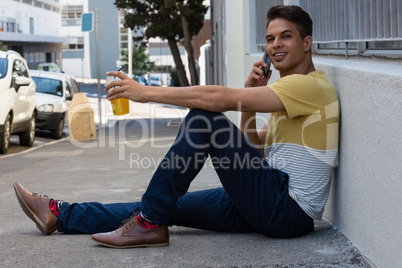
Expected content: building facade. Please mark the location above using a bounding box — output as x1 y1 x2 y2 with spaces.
0 0 69 70
1 0 206 82
60 0 191 82
60 0 120 79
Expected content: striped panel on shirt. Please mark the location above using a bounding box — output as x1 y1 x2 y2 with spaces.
264 143 338 220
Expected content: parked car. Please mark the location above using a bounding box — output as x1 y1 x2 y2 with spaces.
133 75 148 85
150 76 162 86
37 63 63 73
0 50 37 154
30 70 80 139
133 75 161 86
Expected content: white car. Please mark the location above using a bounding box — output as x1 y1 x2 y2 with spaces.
30 70 80 139
37 62 63 73
150 76 162 86
0 50 37 154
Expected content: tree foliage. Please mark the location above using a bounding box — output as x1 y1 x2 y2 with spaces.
121 44 155 76
169 68 181 86
114 0 208 86
0 42 7 51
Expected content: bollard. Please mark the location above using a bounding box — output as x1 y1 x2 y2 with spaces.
68 93 97 142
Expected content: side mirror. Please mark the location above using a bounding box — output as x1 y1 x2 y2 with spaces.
14 76 31 92
66 96 73 101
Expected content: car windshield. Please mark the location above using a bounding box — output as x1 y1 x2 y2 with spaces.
32 76 63 96
0 58 7 79
137 76 146 83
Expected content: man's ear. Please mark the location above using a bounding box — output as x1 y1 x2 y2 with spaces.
304 35 313 51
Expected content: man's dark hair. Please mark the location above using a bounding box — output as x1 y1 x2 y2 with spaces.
266 5 313 39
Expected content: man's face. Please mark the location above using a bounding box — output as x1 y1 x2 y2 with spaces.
266 18 311 76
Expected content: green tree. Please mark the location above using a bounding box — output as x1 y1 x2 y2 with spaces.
114 0 208 86
169 68 181 87
121 44 155 76
0 42 7 51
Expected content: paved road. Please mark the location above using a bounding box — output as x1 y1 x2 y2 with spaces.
0 82 96 158
0 116 373 268
0 128 68 159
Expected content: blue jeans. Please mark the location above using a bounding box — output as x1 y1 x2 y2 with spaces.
57 109 313 238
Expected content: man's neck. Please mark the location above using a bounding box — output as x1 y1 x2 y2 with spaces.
280 61 316 77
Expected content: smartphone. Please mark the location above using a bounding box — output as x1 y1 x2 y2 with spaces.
262 51 271 78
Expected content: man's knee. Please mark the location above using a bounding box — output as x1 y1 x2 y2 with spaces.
186 109 223 120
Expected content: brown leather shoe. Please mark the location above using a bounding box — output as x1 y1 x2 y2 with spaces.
91 214 169 248
13 182 57 235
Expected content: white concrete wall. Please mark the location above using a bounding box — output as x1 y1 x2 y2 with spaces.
225 0 280 129
25 7 61 36
224 0 246 124
316 56 402 268
233 54 402 268
62 57 92 78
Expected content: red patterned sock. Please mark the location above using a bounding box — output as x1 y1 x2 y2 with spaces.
49 199 62 217
136 212 159 229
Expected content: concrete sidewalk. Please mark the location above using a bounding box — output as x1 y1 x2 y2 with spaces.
0 104 373 267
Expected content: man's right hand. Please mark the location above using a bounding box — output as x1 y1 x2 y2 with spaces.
244 58 272 87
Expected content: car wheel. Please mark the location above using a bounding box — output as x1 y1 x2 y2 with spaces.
52 116 65 140
0 114 12 154
19 112 36 147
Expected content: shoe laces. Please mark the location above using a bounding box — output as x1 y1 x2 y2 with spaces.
32 192 63 205
120 212 138 230
32 192 50 199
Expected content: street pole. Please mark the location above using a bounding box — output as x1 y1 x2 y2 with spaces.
95 8 102 126
128 27 132 78
127 9 133 113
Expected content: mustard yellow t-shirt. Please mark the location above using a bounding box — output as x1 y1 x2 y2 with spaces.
265 70 339 220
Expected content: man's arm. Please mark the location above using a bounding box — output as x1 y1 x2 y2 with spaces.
240 112 271 155
105 71 284 114
239 58 277 153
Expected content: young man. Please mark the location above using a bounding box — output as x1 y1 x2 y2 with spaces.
14 5 339 248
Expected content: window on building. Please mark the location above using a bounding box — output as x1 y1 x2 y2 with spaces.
34 1 42 8
120 35 128 42
367 41 402 50
7 22 14 33
300 0 402 58
62 5 83 26
29 17 34 34
255 0 402 58
63 37 84 50
119 11 129 55
255 0 283 50
22 0 60 13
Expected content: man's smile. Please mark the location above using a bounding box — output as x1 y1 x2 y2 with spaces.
272 52 287 61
